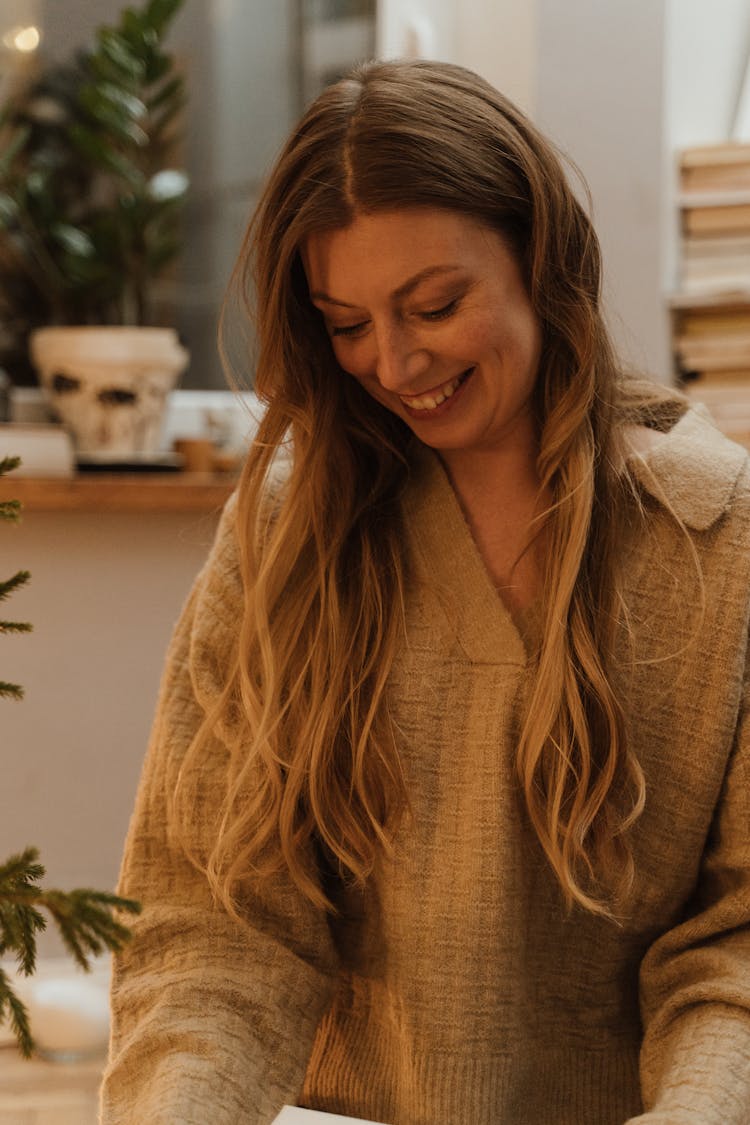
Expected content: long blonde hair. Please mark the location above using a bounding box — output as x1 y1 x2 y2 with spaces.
174 59 687 918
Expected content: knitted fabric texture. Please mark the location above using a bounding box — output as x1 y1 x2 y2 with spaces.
101 408 750 1124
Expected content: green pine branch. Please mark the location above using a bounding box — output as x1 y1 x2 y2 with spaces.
0 498 21 522
0 570 31 603
0 848 141 1057
0 680 25 701
0 966 34 1057
0 456 30 696
1 459 24 529
0 455 21 478
0 459 22 527
0 456 142 1058
0 620 32 633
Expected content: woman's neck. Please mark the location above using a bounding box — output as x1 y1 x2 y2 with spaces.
438 437 550 615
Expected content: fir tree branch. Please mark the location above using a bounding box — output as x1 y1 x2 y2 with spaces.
0 458 23 525
30 889 141 970
0 464 144 1058
0 499 22 523
0 849 47 972
0 570 30 602
0 967 33 1058
0 681 24 700
0 888 141 971
0 897 46 969
0 848 45 885
0 849 141 1054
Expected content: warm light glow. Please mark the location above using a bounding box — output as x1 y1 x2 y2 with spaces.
2 25 41 53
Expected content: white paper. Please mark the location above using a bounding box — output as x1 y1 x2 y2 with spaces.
272 1108 387 1125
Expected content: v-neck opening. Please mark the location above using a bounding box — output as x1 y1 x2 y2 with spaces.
403 444 533 666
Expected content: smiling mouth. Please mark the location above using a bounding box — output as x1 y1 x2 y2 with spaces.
398 368 474 412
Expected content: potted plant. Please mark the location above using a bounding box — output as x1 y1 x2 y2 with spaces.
0 455 139 1057
0 0 189 457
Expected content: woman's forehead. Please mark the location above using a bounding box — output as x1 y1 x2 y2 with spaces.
302 208 513 295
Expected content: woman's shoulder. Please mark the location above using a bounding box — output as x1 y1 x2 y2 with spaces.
208 445 293 556
192 445 294 614
624 405 750 533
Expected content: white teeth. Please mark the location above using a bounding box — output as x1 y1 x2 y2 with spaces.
401 373 464 411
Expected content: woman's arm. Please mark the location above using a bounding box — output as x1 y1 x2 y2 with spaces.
100 498 339 1125
627 633 750 1124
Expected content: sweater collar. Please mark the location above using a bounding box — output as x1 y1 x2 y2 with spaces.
627 405 747 532
401 406 746 664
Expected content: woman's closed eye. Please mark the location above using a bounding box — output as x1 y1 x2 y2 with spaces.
420 298 460 322
328 294 463 337
331 320 369 338
329 297 461 339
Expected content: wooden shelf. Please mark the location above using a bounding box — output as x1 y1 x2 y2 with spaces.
677 188 750 207
669 288 750 310
0 472 237 513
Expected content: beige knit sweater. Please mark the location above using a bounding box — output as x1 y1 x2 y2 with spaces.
101 407 750 1124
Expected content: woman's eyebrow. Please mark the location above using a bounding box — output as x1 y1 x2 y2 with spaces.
310 264 465 308
310 292 358 309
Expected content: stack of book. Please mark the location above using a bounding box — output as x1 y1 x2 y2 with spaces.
679 144 750 294
673 298 750 377
673 143 750 447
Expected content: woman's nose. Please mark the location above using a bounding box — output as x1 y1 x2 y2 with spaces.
374 325 431 392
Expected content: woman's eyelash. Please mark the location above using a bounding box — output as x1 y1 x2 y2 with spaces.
329 297 460 337
331 321 368 337
421 298 459 321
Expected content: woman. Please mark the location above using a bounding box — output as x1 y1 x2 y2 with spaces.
101 60 750 1124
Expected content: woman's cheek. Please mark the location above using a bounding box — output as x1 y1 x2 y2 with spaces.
334 344 372 383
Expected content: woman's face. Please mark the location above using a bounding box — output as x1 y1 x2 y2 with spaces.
303 207 543 461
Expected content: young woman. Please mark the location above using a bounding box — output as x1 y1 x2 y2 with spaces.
101 60 750 1125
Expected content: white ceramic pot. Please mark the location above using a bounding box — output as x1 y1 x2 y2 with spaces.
30 326 189 457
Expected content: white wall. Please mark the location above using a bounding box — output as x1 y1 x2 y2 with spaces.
377 0 456 65
535 0 671 378
455 0 537 115
666 0 750 149
2 507 221 958
377 0 536 113
211 0 296 310
2 388 254 960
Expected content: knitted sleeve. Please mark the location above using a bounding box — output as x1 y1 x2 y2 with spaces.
100 494 339 1125
627 625 750 1124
